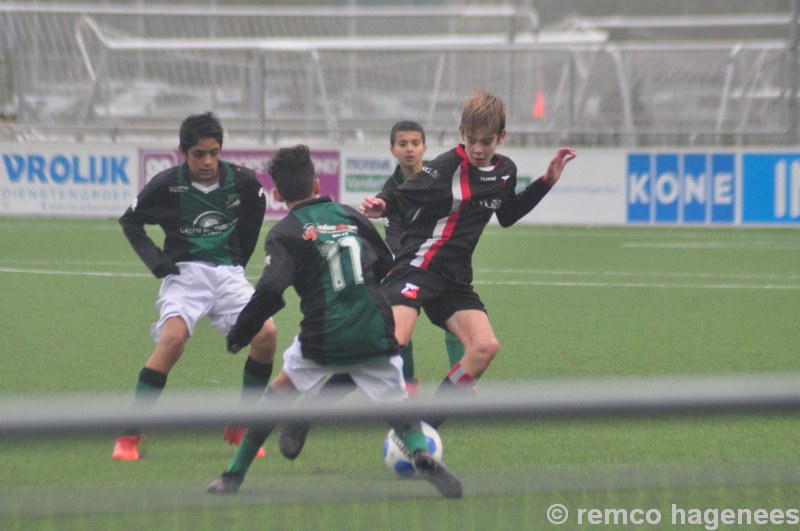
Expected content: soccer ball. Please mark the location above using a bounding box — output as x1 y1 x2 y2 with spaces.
383 421 443 477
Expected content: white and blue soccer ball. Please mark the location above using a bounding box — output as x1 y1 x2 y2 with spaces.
383 421 443 478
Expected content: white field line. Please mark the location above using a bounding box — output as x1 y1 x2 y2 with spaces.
0 267 150 278
0 223 121 232
474 268 800 281
1 264 798 289
482 227 800 239
474 279 800 290
0 259 139 266
622 241 800 251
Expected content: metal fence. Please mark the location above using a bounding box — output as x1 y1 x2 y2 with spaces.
1 3 798 147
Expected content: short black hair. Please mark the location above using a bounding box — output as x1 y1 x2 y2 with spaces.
179 112 224 153
267 144 316 202
390 120 425 146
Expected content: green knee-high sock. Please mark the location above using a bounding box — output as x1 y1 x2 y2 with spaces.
242 356 273 403
123 367 167 435
225 386 299 476
444 331 464 368
401 341 415 382
226 424 274 476
133 367 167 407
225 387 282 475
389 420 428 455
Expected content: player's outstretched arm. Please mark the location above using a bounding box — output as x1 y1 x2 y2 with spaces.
543 147 577 187
359 196 387 219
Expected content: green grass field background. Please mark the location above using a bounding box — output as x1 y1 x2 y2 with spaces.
1 218 798 530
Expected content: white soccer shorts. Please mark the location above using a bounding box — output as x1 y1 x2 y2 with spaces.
281 336 408 403
150 261 259 341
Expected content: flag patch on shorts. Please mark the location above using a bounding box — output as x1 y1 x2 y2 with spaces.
401 283 420 299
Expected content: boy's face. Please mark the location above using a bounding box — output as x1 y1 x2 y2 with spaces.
390 130 426 170
460 128 505 168
180 137 221 186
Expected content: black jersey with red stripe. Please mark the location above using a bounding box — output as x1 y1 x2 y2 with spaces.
377 144 552 287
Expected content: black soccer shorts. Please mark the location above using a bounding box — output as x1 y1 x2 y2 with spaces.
381 265 487 329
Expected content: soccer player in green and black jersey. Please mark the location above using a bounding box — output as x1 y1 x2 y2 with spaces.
207 145 462 498
113 113 276 461
275 121 467 461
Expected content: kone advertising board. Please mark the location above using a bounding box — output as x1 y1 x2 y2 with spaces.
627 151 800 225
3 142 799 226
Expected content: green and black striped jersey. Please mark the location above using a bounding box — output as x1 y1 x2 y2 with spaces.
119 161 266 277
231 197 398 366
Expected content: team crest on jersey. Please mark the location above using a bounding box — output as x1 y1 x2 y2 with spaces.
193 211 227 228
478 199 503 210
226 194 241 209
302 223 319 241
179 210 234 236
401 282 420 299
422 166 439 179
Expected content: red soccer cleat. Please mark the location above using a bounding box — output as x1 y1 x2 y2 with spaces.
405 378 420 399
223 425 266 458
112 435 141 461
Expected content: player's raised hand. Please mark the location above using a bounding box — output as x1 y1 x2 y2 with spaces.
544 147 577 187
359 196 387 218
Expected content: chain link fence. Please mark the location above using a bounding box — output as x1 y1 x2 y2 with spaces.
1 3 798 147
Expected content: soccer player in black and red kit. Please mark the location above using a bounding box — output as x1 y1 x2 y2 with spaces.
361 91 576 422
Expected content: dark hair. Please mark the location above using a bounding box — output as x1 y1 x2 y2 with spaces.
179 112 224 153
267 144 316 202
390 120 425 146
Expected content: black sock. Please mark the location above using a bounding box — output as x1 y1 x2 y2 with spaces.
123 367 167 436
242 357 273 403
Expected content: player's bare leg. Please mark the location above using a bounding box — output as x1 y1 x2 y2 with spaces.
426 310 498 428
445 310 499 379
144 316 189 374
113 317 188 460
248 319 277 365
391 304 420 347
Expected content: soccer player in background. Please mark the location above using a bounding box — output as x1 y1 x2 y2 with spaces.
113 112 277 461
206 144 462 498
360 91 576 426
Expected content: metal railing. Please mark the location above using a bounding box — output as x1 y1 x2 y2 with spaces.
1 3 798 147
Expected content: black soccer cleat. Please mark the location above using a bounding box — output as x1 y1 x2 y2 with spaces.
413 450 463 498
278 422 311 460
206 472 244 494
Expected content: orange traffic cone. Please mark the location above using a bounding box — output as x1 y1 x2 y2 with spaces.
532 89 546 119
